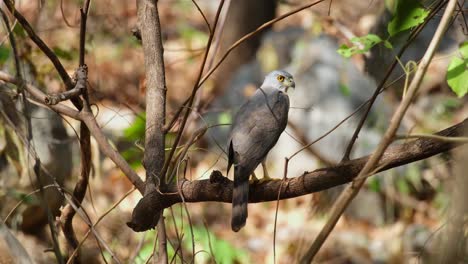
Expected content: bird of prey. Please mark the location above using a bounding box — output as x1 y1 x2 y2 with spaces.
227 70 295 232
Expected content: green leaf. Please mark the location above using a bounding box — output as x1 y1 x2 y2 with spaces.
446 42 468 98
8 190 38 205
339 83 351 96
356 34 383 51
447 58 468 97
396 178 410 194
218 112 232 125
368 178 381 193
383 40 393 49
337 44 355 58
388 0 429 37
459 41 468 58
52 47 74 61
0 45 10 65
12 24 27 38
123 116 146 141
337 34 390 58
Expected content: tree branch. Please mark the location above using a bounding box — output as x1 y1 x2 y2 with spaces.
137 0 167 194
59 2 92 263
136 0 169 262
0 70 145 192
127 118 468 232
3 0 83 110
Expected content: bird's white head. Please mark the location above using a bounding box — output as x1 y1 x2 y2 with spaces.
261 70 295 93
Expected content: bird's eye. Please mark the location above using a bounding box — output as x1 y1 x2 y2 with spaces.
277 75 285 82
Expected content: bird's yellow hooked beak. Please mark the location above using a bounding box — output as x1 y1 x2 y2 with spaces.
285 78 295 93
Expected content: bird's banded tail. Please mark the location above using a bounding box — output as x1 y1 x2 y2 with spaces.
231 166 249 232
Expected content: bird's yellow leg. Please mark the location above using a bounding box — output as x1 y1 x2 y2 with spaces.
250 171 259 183
257 160 281 183
262 160 271 180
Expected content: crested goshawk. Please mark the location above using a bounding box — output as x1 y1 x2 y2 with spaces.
227 70 295 232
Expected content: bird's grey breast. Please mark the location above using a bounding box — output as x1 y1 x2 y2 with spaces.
230 87 289 169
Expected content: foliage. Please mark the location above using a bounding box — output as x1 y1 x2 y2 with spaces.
339 83 351 97
446 41 468 97
337 34 392 58
52 46 76 61
133 212 249 264
0 45 10 65
387 0 429 37
124 115 146 141
122 115 146 168
338 0 430 59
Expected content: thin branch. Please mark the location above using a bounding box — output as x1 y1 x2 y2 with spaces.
163 97 189 133
60 124 91 263
1 103 121 264
60 1 92 261
395 134 468 143
44 88 83 105
191 0 211 33
0 71 142 193
157 216 168 264
127 118 468 231
3 0 83 109
289 99 369 160
79 111 145 192
0 71 80 118
300 0 459 261
0 9 64 263
0 71 145 192
197 0 327 88
67 187 136 264
160 0 225 182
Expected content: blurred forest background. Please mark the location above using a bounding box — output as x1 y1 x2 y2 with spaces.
0 0 467 263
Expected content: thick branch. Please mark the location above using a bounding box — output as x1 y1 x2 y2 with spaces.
136 1 168 262
127 118 468 231
137 0 167 193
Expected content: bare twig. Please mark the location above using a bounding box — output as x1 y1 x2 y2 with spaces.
191 0 211 33
163 97 189 133
1 105 121 263
60 124 91 263
167 126 208 183
79 111 145 192
157 217 168 264
300 0 459 261
0 71 145 192
197 0 327 88
0 71 80 118
287 121 337 166
0 8 65 263
289 100 369 161
3 0 83 109
395 133 468 143
67 187 136 264
160 0 225 181
60 2 92 262
44 88 83 105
